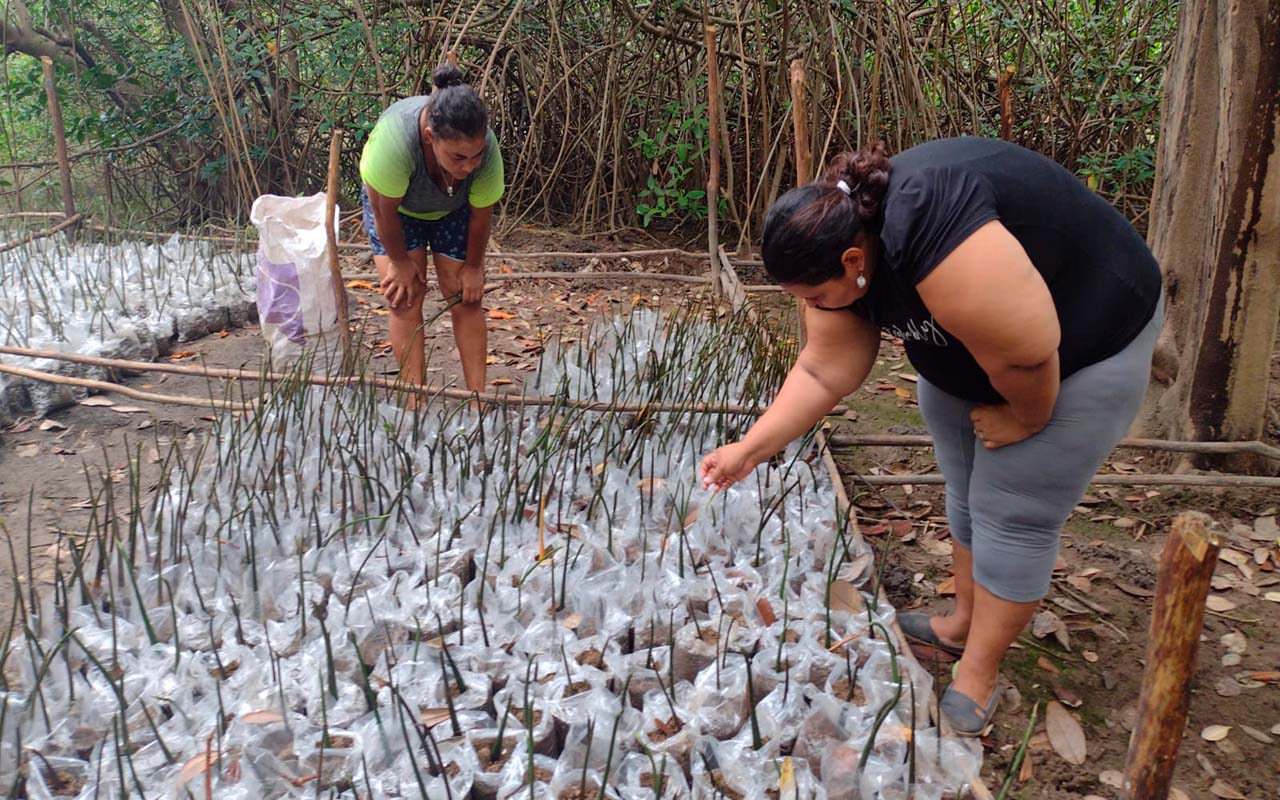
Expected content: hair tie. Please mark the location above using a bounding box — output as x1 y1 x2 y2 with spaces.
835 179 860 197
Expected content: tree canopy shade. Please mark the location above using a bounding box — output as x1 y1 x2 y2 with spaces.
3 0 1174 232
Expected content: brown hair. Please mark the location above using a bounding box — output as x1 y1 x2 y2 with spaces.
761 142 891 285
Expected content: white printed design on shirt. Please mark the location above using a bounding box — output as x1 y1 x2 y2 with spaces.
887 316 949 347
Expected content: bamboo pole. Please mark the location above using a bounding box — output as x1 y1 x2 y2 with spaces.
705 20 723 297
325 129 354 373
850 472 1280 489
0 213 83 255
342 270 783 291
825 432 1280 463
82 224 769 264
39 58 77 234
1122 512 1221 800
0 363 249 412
0 345 768 416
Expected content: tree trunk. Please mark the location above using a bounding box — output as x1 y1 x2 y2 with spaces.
1137 0 1280 474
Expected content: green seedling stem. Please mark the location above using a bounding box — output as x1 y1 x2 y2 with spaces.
743 650 763 750
492 705 510 764
997 701 1040 800
859 621 904 771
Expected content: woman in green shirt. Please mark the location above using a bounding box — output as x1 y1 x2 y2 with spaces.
359 64 505 397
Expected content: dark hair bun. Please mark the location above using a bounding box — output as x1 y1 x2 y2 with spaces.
431 64 467 91
823 142 891 223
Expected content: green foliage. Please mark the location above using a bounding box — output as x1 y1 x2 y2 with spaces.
632 99 715 228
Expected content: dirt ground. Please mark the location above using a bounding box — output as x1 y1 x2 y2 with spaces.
2 226 1278 797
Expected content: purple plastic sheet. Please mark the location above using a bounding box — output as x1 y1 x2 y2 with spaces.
256 254 305 344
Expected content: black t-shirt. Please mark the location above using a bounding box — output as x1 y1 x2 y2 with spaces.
848 137 1161 403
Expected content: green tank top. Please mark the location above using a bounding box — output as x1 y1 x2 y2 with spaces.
359 96 504 220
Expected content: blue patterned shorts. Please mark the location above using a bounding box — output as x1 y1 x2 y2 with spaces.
361 187 470 262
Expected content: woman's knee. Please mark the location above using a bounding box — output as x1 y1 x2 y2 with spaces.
969 520 1059 602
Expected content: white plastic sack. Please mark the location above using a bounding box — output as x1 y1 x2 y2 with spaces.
249 193 341 370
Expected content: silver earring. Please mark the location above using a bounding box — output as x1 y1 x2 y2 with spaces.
856 275 868 289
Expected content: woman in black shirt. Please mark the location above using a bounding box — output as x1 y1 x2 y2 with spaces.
701 138 1161 735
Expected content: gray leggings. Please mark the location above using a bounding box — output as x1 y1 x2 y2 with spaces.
917 300 1162 602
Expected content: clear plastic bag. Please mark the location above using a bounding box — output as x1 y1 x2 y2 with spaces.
248 193 342 371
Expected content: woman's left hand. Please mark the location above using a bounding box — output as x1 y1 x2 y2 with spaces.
970 403 1041 449
460 265 485 304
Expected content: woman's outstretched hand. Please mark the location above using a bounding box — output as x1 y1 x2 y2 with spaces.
699 442 757 492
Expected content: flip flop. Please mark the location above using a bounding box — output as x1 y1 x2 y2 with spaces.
897 612 965 657
940 684 1002 737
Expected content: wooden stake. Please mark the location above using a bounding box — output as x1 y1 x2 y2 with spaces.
325 128 354 374
997 65 1016 140
39 57 77 233
788 59 812 346
705 20 723 297
1122 512 1221 799
788 60 813 184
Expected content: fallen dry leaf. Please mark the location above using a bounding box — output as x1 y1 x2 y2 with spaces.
1205 595 1237 613
559 613 582 630
110 405 147 414
1082 650 1099 663
487 309 518 320
1214 676 1242 697
828 580 865 615
637 477 666 497
38 419 67 431
1099 770 1123 788
1037 656 1061 675
167 351 198 361
756 598 777 626
935 576 956 596
1200 724 1231 742
1045 701 1086 765
491 378 513 386
1246 670 1280 683
1219 549 1250 568
1114 581 1155 599
345 279 376 290
1209 779 1246 799
1263 591 1280 603
1112 517 1136 528
1252 515 1278 541
240 710 284 725
420 708 451 728
1032 609 1071 651
1018 749 1033 783
177 751 219 785
16 444 39 458
79 396 114 407
1237 724 1274 745
1169 788 1190 800
1221 631 1248 654
1066 575 1093 593
1052 685 1083 708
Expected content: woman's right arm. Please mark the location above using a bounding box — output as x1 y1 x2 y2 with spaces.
366 185 420 308
700 309 880 490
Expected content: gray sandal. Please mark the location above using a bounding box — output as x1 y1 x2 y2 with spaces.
940 685 1001 737
898 612 965 657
